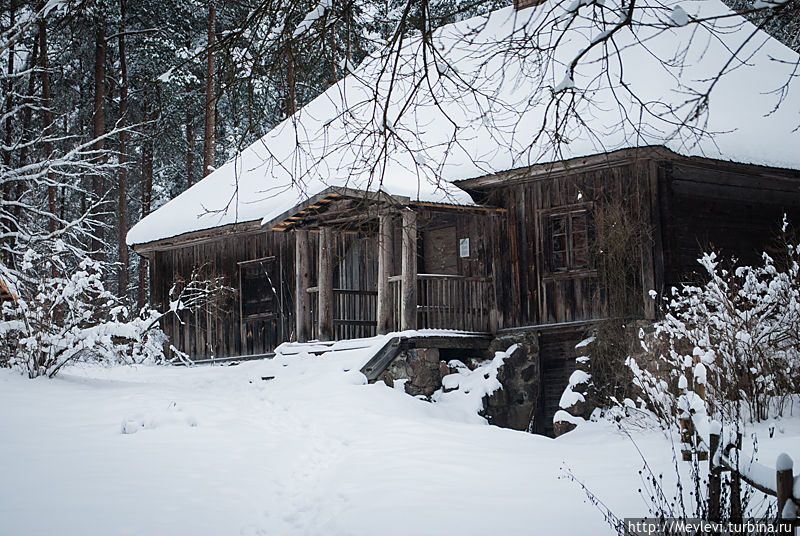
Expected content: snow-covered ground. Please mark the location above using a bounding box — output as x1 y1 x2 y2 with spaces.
1 347 798 536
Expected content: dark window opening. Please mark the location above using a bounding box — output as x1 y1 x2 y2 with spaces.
240 258 278 320
549 211 589 272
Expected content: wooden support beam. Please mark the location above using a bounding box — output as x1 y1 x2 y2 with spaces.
318 227 334 341
295 229 311 342
776 454 794 520
708 428 721 523
401 210 418 331
638 163 657 320
377 213 394 334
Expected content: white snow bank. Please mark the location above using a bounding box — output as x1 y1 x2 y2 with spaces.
2 346 800 535
553 409 585 425
559 389 586 409
432 344 516 422
121 402 198 434
776 452 793 472
128 0 800 246
568 369 591 387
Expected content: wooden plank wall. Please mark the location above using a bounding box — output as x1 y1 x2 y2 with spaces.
478 152 800 331
487 161 655 327
151 230 295 359
658 161 800 287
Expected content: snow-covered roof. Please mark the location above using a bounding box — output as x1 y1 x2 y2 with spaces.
127 0 800 246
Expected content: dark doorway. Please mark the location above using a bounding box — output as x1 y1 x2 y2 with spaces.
537 329 580 437
238 256 282 355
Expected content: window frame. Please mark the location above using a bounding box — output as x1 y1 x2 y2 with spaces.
545 208 591 273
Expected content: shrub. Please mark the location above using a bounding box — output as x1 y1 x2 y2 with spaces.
0 251 168 378
631 246 800 424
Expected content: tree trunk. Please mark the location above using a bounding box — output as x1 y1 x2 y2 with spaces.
3 0 14 170
202 4 216 178
92 22 107 255
137 98 155 310
37 3 57 234
2 0 15 267
117 0 130 300
326 11 336 85
18 38 37 168
286 43 297 117
186 105 195 188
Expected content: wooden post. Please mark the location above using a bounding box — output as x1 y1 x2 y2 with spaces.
295 229 311 342
708 424 721 523
776 453 794 520
377 213 393 335
693 352 708 461
318 227 334 341
401 209 417 331
730 432 743 523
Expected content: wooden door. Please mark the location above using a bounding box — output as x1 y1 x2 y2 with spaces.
239 257 281 355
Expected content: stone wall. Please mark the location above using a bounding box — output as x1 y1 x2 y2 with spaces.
383 348 449 397
481 332 541 431
373 333 543 433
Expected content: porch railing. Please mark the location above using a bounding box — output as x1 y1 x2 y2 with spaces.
389 274 493 333
307 288 378 340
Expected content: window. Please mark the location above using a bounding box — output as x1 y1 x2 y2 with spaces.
239 257 278 320
549 210 589 271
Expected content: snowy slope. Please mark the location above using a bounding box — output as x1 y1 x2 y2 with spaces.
2 351 798 535
127 0 800 246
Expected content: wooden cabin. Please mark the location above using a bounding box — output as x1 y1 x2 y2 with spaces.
127 0 800 431
459 146 800 328
130 147 800 358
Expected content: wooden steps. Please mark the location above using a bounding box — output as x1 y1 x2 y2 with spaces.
359 332 493 382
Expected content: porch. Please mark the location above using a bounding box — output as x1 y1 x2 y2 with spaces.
265 187 503 342
305 273 494 340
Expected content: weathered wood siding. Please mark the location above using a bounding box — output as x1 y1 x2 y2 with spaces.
388 208 497 280
151 230 295 359
657 160 800 287
536 328 584 437
482 161 654 327
466 149 800 331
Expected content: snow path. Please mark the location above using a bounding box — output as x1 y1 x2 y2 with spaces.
2 354 798 535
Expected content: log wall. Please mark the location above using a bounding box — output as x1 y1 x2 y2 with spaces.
483 161 654 327
465 149 800 330
151 230 295 359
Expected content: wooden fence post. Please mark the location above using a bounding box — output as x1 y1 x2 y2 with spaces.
776 453 794 520
708 422 721 523
730 432 743 523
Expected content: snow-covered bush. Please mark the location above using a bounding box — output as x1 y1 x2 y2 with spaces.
0 251 168 378
631 246 800 423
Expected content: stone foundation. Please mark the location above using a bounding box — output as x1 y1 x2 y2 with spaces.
481 332 540 431
385 348 448 397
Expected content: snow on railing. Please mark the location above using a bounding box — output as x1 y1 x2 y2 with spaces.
708 422 799 521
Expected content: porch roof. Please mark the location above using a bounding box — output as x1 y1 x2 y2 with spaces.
264 186 504 232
